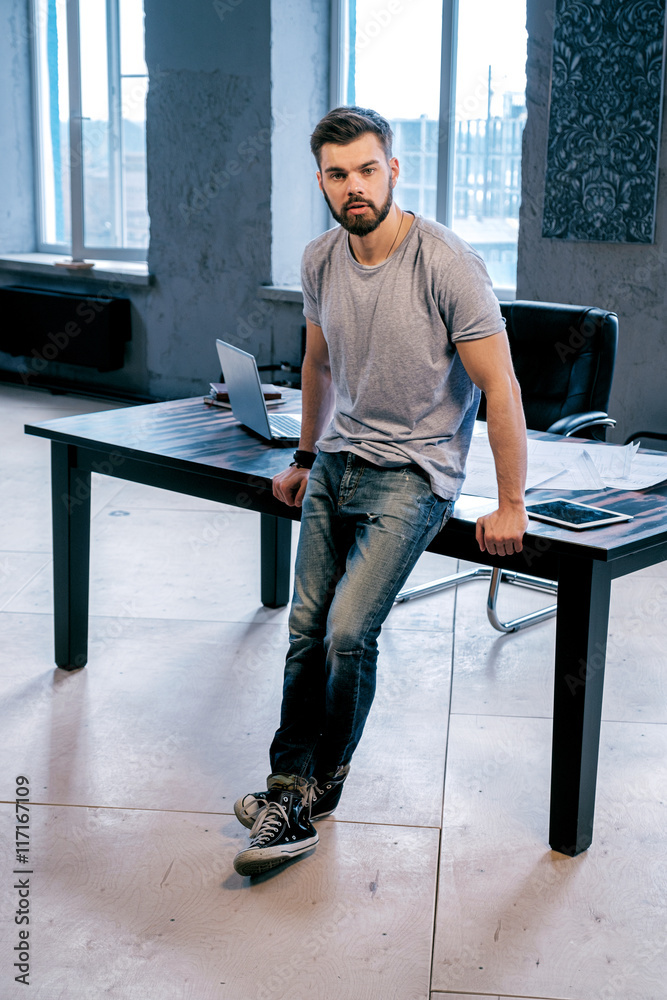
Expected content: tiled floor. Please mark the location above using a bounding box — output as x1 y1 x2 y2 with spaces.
1 383 666 1000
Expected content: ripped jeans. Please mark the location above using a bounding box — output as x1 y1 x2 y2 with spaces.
269 451 453 779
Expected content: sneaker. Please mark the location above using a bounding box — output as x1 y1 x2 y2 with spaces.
233 775 318 877
234 789 269 829
306 764 350 820
234 764 350 828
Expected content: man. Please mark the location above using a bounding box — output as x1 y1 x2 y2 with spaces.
233 107 527 877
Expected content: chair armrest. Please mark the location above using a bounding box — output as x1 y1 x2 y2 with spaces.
547 412 617 437
623 430 667 445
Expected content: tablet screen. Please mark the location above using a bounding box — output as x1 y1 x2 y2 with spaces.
525 499 632 529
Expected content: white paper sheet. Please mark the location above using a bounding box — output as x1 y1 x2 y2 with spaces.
464 434 561 499
462 433 667 499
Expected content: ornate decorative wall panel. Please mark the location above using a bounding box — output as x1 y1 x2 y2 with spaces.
542 0 667 243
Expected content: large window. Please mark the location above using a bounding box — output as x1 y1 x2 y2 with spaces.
32 0 149 261
333 0 527 288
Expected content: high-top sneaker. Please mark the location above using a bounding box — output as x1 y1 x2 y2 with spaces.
306 764 350 819
233 774 318 877
234 788 270 829
234 764 350 828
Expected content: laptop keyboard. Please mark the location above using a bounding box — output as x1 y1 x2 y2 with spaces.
269 413 302 438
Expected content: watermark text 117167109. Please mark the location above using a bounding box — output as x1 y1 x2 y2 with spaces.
13 775 32 986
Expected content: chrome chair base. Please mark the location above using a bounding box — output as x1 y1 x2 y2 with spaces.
395 565 557 633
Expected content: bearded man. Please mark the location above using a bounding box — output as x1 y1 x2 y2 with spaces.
233 106 528 877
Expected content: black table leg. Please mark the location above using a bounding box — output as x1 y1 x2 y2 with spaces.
549 556 612 856
260 514 292 608
51 443 91 670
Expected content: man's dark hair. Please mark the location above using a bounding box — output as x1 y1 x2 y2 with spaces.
310 106 393 166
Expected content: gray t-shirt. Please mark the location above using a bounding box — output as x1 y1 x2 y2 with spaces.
301 214 503 500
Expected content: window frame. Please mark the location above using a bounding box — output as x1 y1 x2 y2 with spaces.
436 0 458 228
30 0 148 262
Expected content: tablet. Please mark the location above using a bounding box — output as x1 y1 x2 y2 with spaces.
525 498 632 530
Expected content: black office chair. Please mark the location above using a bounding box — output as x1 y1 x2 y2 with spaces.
624 430 667 447
395 300 619 632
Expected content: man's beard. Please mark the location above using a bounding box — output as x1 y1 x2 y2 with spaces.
323 180 394 236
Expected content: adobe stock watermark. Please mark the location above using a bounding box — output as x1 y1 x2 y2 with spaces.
212 0 245 21
189 473 288 556
554 312 605 364
67 77 153 172
18 0 64 41
255 902 351 1000
60 451 126 516
564 582 667 695
189 506 242 556
597 931 667 1000
179 109 296 225
563 639 607 696
58 402 168 525
12 775 33 987
19 1 162 167
393 71 497 161
17 279 131 386
83 599 141 668
356 1 403 49
227 297 275 348
615 243 667 303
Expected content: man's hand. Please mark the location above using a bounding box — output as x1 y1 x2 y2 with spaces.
475 503 528 555
273 465 310 507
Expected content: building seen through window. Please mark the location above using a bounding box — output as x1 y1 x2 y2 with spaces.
339 0 528 288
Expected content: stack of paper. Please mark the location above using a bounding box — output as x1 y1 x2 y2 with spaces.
464 430 667 499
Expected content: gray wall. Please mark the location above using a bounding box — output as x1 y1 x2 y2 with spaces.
0 0 328 400
518 0 667 442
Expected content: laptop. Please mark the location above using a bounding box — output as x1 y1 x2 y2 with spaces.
215 339 302 445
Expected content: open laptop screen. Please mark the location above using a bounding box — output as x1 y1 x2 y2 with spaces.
215 339 273 439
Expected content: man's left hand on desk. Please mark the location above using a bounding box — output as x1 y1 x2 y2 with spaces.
475 503 529 555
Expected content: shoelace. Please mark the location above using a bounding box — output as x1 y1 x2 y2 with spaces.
249 801 290 846
303 780 324 815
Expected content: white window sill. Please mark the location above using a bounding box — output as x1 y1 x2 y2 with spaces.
258 284 517 303
493 286 518 302
258 284 304 303
0 253 152 286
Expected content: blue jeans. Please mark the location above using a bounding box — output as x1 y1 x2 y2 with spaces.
269 451 453 778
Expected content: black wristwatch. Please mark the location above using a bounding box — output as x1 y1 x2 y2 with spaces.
290 449 317 469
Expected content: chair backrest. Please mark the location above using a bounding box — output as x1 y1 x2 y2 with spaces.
476 300 618 436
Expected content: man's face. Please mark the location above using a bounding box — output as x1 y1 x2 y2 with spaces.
317 133 399 237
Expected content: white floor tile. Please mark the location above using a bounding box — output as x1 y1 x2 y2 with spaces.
0 803 438 1000
0 553 51 610
432 714 667 1000
603 574 667 723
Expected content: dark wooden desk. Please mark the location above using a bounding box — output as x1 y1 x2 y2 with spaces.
25 396 667 858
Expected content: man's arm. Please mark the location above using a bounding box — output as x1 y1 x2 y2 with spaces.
272 319 335 507
456 331 528 555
